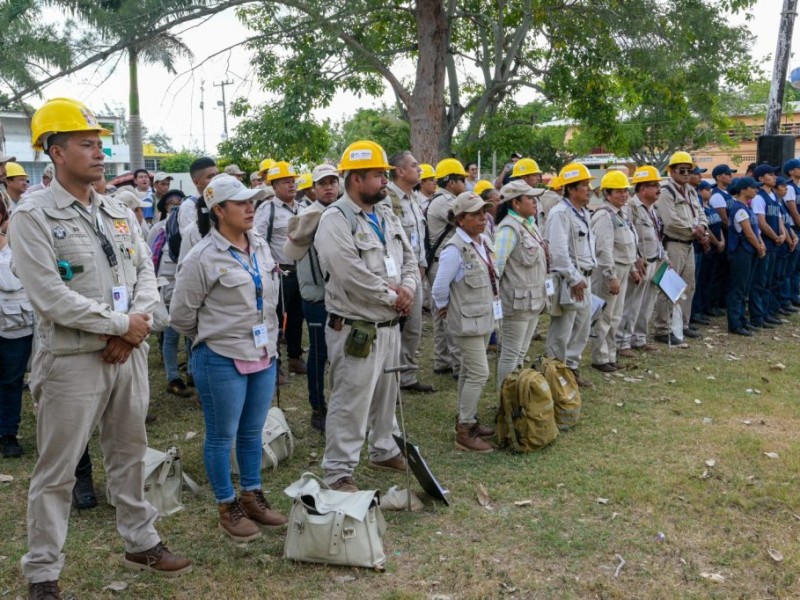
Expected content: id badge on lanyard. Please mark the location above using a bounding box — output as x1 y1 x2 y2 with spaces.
492 298 503 320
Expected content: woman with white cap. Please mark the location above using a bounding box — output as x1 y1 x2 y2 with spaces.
494 180 548 386
170 173 287 542
432 191 497 453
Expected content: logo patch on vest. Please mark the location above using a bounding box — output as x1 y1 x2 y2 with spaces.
52 226 66 239
113 219 129 234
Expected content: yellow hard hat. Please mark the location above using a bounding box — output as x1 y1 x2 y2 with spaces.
473 180 494 196
419 163 435 180
558 162 595 186
600 170 631 190
631 165 663 185
548 175 562 189
667 151 695 168
5 162 28 178
31 97 111 150
434 158 467 180
258 158 275 176
296 173 312 191
337 140 392 172
266 161 297 182
511 157 542 177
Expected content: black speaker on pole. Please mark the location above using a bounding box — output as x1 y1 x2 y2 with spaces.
757 134 796 169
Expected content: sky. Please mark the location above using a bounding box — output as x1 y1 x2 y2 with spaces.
37 0 798 155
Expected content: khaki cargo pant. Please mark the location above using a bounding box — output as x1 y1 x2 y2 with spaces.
654 241 695 334
617 260 659 349
497 316 540 387
454 333 492 423
545 276 592 370
428 262 461 371
22 346 160 583
591 263 631 364
322 323 401 485
399 283 423 387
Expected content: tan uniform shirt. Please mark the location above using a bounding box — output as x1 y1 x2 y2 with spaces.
8 178 158 355
591 201 639 279
425 188 457 261
656 178 708 242
315 194 419 323
384 181 427 269
537 190 563 228
627 195 666 261
544 198 597 287
170 228 280 361
254 197 298 265
177 195 197 234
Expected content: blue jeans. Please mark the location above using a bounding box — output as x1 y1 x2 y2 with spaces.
302 300 328 411
0 334 33 436
191 343 275 503
727 248 757 330
162 327 192 381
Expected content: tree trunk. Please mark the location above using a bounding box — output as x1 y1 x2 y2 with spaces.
408 0 449 162
128 47 144 170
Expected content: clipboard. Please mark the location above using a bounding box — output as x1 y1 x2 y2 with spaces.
651 260 687 304
393 434 450 506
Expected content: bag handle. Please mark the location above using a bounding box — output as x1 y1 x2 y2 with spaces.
263 442 280 471
299 471 331 490
182 472 201 496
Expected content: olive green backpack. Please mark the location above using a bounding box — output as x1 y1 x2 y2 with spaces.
496 368 559 452
536 357 581 431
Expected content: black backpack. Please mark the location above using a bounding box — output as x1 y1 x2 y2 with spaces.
166 203 183 263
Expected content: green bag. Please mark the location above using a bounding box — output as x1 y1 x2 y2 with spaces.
344 320 377 358
537 357 581 431
496 368 558 452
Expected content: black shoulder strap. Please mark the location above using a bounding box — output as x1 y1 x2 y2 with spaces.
427 222 453 265
266 201 276 243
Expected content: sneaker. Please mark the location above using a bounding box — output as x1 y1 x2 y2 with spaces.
1 434 23 458
368 453 407 473
72 474 97 510
123 541 192 576
27 580 61 600
166 378 192 397
310 408 326 433
329 476 359 493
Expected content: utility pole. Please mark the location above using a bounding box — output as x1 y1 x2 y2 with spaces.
200 79 207 154
214 79 233 139
765 0 798 135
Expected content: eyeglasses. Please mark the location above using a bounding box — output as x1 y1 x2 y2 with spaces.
675 168 692 175
452 176 466 183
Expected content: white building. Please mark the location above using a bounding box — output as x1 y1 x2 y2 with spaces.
0 110 131 184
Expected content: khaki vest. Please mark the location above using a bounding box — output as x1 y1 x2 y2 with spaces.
496 216 547 320
594 204 638 265
445 234 495 336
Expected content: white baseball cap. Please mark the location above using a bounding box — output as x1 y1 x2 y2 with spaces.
153 172 173 183
312 163 339 182
115 188 146 210
203 173 266 209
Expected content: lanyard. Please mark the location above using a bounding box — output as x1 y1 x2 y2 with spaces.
73 205 119 273
562 198 592 244
228 247 263 313
470 240 499 297
365 213 387 247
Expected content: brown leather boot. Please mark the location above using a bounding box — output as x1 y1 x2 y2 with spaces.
454 416 494 438
123 542 192 576
239 490 288 529
570 368 594 389
455 422 494 453
217 499 261 542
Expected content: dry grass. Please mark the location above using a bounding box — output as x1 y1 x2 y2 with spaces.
1 314 800 599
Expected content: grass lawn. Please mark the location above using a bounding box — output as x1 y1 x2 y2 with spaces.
1 313 799 599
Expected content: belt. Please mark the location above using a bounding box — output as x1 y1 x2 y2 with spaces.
646 256 659 263
581 269 593 277
328 314 400 329
662 236 692 245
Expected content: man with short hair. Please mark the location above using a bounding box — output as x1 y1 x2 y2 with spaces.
688 166 707 189
494 152 521 189
151 172 173 219
255 161 307 376
315 140 418 491
250 171 263 188
0 150 17 212
10 98 191 600
426 158 467 376
132 168 155 223
223 163 246 182
26 163 54 195
177 157 218 234
652 151 709 343
386 151 434 393
465 162 479 191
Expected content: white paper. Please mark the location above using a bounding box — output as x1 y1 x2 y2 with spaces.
658 268 688 304
591 294 606 321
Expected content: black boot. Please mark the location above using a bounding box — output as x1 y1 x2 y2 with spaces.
310 408 327 433
72 446 97 510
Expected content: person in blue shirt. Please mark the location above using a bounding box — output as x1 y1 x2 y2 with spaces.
691 181 725 324
726 177 766 335
771 176 799 315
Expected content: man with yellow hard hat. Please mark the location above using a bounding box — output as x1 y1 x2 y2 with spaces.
0 149 17 212
314 140 418 491
9 98 191 598
416 163 436 212
653 151 709 344
4 162 29 212
425 158 467 376
544 162 598 387
296 172 315 210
